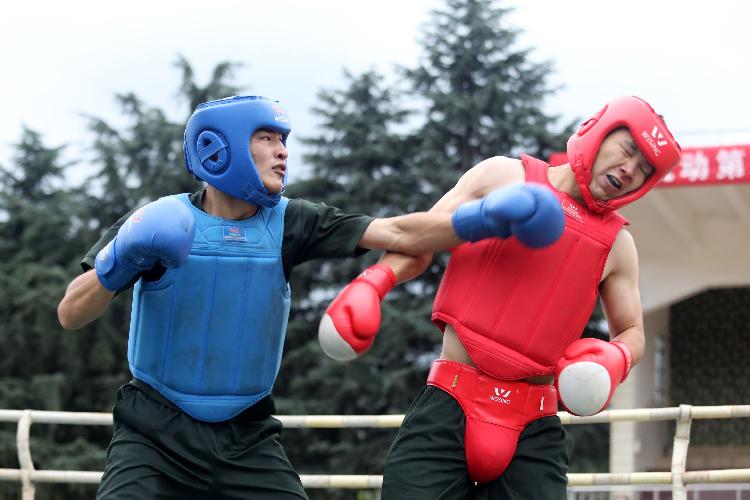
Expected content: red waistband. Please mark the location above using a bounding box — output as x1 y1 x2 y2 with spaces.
427 359 558 420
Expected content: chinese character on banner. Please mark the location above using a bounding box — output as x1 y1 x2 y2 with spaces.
716 148 746 181
664 144 750 186
678 151 710 183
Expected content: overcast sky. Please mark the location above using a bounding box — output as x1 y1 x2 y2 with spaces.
2 0 748 184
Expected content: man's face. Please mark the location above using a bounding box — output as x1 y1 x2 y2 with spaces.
249 129 288 194
589 128 655 201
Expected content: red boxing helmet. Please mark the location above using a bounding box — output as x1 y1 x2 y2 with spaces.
566 96 681 213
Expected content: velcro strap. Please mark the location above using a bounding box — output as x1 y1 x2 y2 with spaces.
610 340 633 382
357 264 396 299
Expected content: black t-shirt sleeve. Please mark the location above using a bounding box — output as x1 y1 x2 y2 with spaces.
282 199 375 279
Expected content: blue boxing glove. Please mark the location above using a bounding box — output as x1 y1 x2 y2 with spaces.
95 197 196 291
452 183 565 248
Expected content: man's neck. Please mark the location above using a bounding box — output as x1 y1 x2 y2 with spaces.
548 163 583 203
202 185 259 220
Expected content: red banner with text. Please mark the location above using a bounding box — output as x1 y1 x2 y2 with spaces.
548 144 750 187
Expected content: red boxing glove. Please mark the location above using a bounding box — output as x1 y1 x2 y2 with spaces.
318 264 397 361
555 338 633 416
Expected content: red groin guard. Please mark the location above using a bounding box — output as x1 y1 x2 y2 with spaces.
427 360 558 483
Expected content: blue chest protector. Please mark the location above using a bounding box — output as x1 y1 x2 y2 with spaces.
128 193 291 422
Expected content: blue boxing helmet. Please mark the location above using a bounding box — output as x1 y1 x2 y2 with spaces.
183 96 291 207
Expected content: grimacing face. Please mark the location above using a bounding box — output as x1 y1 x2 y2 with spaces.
249 129 288 194
588 128 655 201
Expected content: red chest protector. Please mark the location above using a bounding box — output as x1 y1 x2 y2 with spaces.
432 155 627 380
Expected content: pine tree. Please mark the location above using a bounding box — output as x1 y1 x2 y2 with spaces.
0 128 105 499
405 0 572 201
0 127 78 386
276 70 410 499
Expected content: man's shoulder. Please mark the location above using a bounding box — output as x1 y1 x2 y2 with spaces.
612 227 636 249
285 197 326 214
284 198 354 223
461 156 526 197
475 156 525 179
476 155 524 170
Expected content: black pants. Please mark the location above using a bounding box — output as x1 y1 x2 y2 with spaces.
382 385 573 500
96 383 308 500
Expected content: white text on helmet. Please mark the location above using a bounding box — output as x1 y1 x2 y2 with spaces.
641 129 661 157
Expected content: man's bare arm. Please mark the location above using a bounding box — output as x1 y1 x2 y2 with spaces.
599 229 646 365
58 269 115 330
358 156 526 279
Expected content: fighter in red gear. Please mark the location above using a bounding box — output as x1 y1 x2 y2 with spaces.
321 96 681 499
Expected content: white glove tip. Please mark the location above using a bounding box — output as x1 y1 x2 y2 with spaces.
558 361 612 416
318 314 359 362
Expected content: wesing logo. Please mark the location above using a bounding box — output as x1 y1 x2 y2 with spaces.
131 209 144 224
562 198 584 223
272 104 289 124
490 387 512 405
641 125 668 157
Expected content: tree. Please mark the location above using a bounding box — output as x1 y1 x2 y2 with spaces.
0 127 79 386
276 70 410 500
174 54 243 112
0 128 105 500
407 0 571 179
